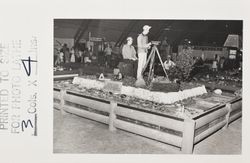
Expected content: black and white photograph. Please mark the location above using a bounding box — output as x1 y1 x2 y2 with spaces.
1 0 250 162
53 19 242 154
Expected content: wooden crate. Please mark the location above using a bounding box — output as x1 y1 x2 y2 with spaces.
53 87 242 154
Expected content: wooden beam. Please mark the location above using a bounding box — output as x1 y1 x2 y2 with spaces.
181 119 195 154
63 93 111 113
59 89 67 115
194 119 227 144
74 20 92 44
195 107 228 129
64 105 109 124
116 105 184 131
74 20 86 41
109 101 117 131
115 20 137 47
114 119 183 147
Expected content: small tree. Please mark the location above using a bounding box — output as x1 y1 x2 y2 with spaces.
168 46 195 81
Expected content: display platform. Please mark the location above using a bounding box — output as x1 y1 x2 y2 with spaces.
53 76 242 154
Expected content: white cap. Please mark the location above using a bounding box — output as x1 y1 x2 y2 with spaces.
127 37 133 41
143 25 151 31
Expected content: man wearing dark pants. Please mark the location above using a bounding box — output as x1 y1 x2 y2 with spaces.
122 37 138 78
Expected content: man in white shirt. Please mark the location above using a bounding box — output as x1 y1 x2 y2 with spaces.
135 25 152 86
164 55 176 70
122 37 137 77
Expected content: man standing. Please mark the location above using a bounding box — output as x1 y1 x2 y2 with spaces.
135 25 152 86
122 37 137 77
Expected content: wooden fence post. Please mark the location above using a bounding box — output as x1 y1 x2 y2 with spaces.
182 118 196 154
60 89 67 115
109 101 117 131
223 103 232 129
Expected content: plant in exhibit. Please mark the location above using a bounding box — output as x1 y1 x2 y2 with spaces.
168 46 195 82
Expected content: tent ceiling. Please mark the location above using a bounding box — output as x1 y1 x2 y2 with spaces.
54 19 242 46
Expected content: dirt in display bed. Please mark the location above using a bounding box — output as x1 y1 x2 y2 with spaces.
54 77 238 119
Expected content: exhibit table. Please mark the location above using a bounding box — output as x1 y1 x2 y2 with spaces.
53 79 242 154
